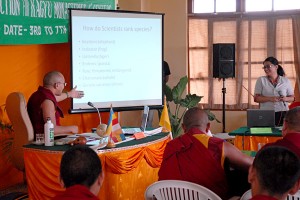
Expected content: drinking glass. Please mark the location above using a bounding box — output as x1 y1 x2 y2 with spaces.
36 133 44 144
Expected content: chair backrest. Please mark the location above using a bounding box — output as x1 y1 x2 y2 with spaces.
241 189 300 200
6 92 34 171
287 190 300 200
144 180 222 200
240 189 252 200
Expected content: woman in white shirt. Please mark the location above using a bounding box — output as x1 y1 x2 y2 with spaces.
254 57 294 126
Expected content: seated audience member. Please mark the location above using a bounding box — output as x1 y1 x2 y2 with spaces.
264 106 300 157
248 146 300 200
53 145 104 200
28 71 84 138
158 107 253 199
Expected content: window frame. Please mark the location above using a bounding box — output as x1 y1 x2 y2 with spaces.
189 0 300 14
188 10 298 110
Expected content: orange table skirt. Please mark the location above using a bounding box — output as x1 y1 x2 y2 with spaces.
234 135 283 151
24 134 171 200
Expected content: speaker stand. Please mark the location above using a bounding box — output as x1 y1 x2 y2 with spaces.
222 78 226 133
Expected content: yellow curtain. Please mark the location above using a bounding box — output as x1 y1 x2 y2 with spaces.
24 135 171 200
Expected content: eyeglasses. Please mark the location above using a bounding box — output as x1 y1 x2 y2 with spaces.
57 82 67 86
262 64 273 69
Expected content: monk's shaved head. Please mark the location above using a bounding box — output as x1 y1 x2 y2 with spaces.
284 106 300 131
43 71 64 86
183 107 209 132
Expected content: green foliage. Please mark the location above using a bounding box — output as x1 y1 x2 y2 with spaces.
164 76 220 138
0 104 13 132
207 110 221 123
0 120 13 132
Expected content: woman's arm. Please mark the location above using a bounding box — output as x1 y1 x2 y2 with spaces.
279 95 295 103
254 94 279 103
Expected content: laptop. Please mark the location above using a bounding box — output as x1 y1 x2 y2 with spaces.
122 106 150 134
247 109 275 128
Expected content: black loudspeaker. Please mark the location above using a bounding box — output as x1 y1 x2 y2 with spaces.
213 43 235 78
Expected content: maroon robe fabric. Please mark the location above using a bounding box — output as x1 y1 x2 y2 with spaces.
52 185 99 200
264 132 300 158
250 195 278 200
158 128 228 199
28 86 63 138
289 102 300 109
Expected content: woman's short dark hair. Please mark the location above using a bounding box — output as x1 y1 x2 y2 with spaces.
60 145 102 188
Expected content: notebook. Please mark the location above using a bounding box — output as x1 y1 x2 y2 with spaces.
247 109 275 128
249 127 273 134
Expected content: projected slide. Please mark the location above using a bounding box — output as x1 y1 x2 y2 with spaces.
70 9 164 113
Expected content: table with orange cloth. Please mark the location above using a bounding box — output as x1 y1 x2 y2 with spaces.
23 132 171 200
229 126 283 151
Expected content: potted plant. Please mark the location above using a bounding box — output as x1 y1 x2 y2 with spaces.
164 76 220 138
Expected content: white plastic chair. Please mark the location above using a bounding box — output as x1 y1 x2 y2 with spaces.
241 189 300 200
144 180 222 200
240 189 252 200
286 190 300 200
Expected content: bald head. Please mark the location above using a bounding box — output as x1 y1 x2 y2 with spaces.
284 106 300 132
183 107 209 132
43 71 64 86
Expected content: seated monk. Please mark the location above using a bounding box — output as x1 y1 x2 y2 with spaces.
263 106 300 158
248 146 300 200
158 107 253 199
27 71 84 139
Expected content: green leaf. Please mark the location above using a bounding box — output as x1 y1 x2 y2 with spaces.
206 110 221 123
180 94 203 108
169 113 179 124
164 84 173 102
172 126 182 138
172 76 188 103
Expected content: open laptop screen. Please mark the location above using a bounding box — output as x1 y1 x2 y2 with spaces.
247 109 275 127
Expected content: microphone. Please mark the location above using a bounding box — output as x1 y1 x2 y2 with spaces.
278 91 286 107
87 102 102 124
87 102 108 137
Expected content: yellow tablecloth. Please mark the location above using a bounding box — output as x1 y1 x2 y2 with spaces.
229 127 283 151
234 136 282 151
24 133 171 200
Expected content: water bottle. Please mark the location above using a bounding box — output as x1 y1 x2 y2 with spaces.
44 117 54 146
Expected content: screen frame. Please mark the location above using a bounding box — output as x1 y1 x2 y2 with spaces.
69 8 164 114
